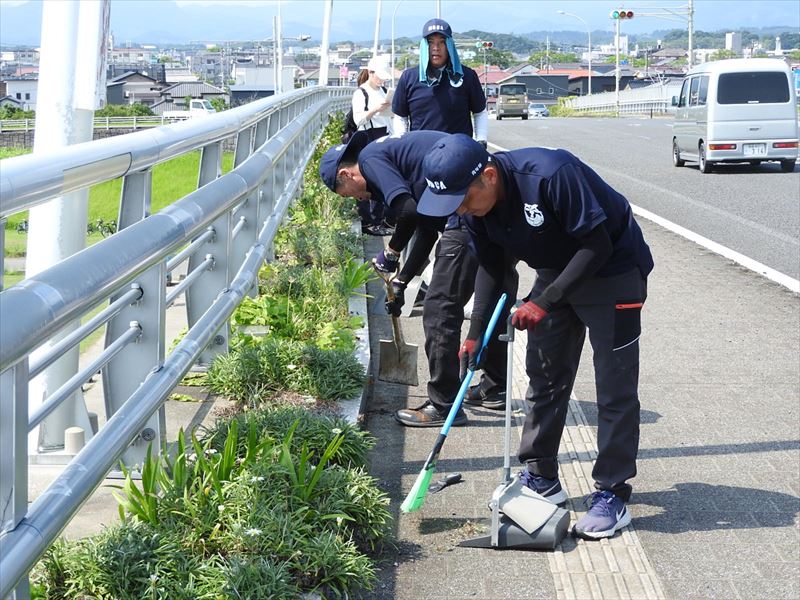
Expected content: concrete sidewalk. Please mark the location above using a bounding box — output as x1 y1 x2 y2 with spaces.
360 218 799 600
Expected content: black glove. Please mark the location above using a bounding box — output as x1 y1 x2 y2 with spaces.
385 280 407 316
477 140 488 149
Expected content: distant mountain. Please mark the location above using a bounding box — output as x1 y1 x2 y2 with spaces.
1 0 797 50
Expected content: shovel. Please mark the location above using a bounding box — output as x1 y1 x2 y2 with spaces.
378 274 419 386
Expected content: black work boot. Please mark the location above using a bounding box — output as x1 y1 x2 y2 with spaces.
463 385 506 410
394 402 467 427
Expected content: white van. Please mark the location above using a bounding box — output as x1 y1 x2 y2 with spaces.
672 58 798 173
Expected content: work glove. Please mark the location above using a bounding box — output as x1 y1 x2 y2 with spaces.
458 338 484 378
372 248 400 274
511 299 548 331
385 280 407 316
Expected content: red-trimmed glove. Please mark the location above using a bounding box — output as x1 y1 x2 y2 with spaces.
511 300 549 331
458 338 482 377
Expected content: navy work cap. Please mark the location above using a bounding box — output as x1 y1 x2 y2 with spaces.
418 134 490 217
422 18 452 38
319 130 371 192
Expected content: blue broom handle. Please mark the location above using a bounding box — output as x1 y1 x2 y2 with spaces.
441 293 507 434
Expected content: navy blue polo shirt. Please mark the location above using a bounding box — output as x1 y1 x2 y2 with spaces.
465 148 654 278
392 66 486 136
358 131 447 207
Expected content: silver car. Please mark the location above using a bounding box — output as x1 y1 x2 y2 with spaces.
528 103 550 117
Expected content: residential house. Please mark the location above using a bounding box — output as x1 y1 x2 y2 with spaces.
150 81 225 114
3 78 38 111
108 46 157 65
0 95 24 110
107 63 166 84
105 72 163 106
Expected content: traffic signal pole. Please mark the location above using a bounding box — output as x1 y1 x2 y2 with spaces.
615 17 620 117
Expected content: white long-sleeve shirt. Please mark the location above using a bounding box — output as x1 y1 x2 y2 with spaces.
352 83 393 132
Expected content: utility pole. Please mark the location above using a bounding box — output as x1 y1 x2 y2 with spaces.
319 0 332 87
687 0 694 68
373 0 381 57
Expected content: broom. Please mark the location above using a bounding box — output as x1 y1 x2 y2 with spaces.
400 293 507 513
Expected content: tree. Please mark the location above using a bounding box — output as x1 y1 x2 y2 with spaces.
0 105 34 120
210 97 228 112
709 49 738 61
789 49 800 60
528 51 579 67
129 102 154 116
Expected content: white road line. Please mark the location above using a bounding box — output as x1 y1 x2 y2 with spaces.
487 142 800 294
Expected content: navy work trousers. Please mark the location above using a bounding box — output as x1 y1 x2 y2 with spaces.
519 268 647 502
422 227 515 410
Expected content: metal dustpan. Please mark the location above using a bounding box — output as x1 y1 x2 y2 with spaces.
378 275 418 386
459 314 569 550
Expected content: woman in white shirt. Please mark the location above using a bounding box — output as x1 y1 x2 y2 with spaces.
352 56 393 141
350 57 395 235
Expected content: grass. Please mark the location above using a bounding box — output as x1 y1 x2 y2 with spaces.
3 149 235 255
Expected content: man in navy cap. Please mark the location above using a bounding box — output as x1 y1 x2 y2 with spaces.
391 18 488 141
373 17 512 425
417 134 654 541
319 130 512 427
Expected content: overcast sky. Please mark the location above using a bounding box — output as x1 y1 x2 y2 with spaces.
1 0 798 45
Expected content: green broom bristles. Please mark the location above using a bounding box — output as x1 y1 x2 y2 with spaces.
400 464 436 513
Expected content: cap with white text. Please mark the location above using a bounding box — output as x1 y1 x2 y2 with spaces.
318 130 372 193
422 18 452 39
417 134 490 217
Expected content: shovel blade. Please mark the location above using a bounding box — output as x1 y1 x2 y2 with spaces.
378 338 419 386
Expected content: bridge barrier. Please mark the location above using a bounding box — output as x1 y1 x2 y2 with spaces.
0 86 350 598
563 80 683 115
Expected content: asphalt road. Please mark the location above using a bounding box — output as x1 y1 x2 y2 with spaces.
489 116 800 281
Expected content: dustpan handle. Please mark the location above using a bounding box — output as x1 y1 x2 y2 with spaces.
502 311 516 483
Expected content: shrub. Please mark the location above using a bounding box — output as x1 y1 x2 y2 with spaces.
207 337 365 404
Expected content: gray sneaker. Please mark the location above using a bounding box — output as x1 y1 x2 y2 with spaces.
572 490 631 540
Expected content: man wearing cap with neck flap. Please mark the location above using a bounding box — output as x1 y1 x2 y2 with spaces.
373 17 510 427
391 18 488 142
417 133 654 541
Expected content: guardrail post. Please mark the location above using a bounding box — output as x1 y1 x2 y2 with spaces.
102 271 166 471
0 360 33 598
0 361 29 535
254 117 268 150
231 127 259 297
259 172 276 263
0 217 5 291
118 169 153 227
186 141 230 367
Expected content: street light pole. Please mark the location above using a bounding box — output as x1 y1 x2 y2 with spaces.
272 15 278 95
483 46 488 99
276 0 283 94
557 10 591 95
391 0 405 88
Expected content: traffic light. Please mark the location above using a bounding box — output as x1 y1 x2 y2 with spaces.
611 9 634 19
476 41 494 49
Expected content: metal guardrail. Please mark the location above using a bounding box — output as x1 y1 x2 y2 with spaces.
0 115 211 132
0 86 350 598
563 80 683 115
